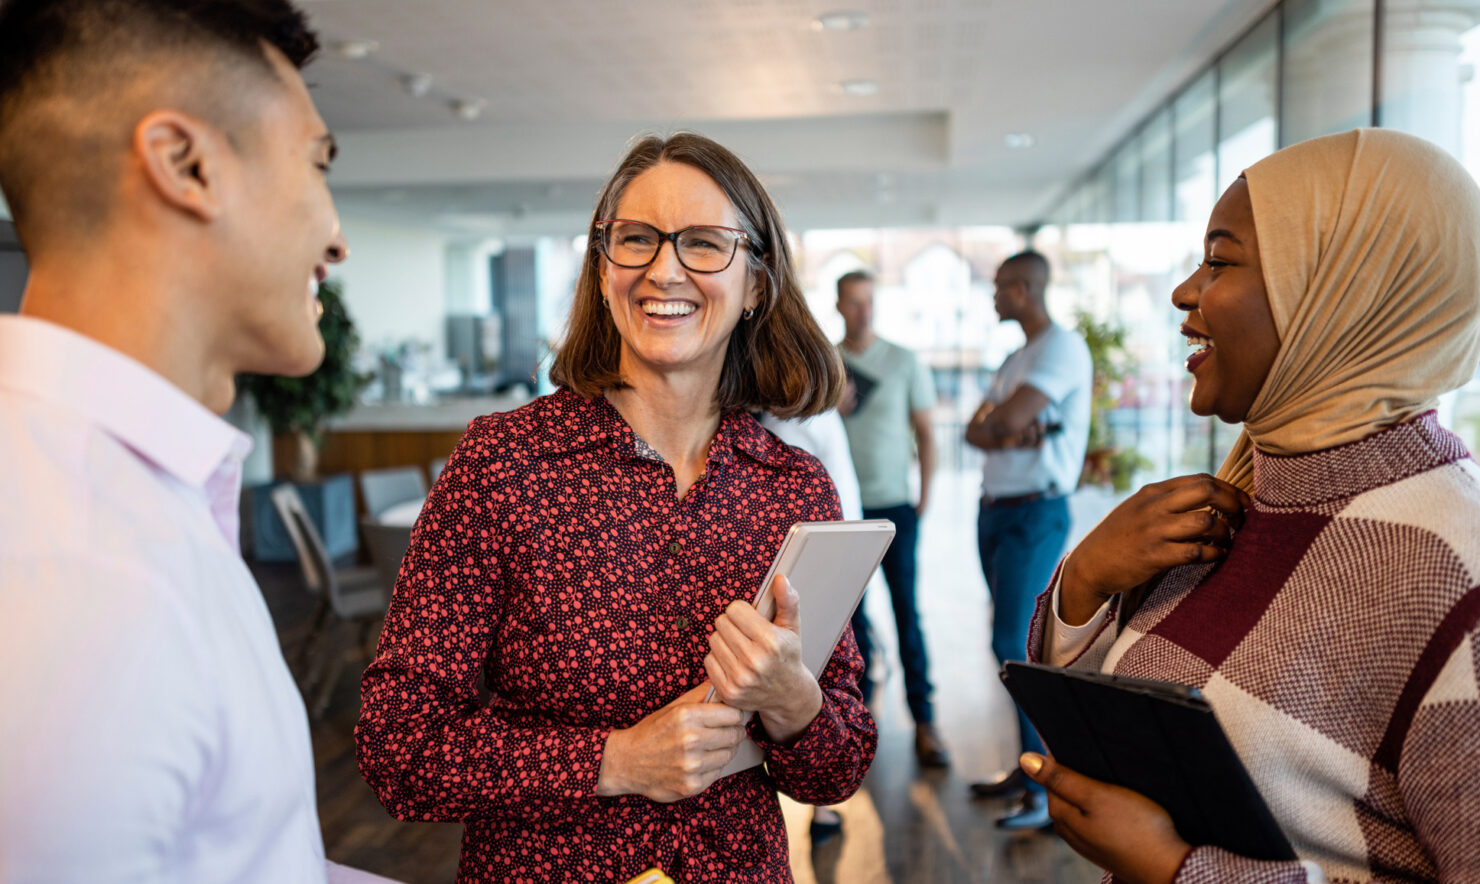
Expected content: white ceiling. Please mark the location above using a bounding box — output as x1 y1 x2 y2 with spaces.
301 0 1274 238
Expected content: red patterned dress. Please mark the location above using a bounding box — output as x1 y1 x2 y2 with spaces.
356 388 876 883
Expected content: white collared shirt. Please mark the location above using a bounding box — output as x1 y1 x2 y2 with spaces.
0 315 328 883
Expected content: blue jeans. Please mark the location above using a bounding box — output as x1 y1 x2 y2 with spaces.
978 495 1070 793
852 503 934 724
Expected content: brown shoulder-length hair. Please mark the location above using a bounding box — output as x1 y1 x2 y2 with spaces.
548 132 844 420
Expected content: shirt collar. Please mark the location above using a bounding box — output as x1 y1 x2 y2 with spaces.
0 316 253 491
542 387 789 469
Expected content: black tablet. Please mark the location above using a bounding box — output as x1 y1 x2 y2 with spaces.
1000 661 1295 862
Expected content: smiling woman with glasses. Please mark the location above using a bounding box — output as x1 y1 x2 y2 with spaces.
357 132 873 884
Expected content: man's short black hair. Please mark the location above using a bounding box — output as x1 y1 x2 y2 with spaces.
0 0 319 94
1001 250 1050 298
0 0 320 243
1001 249 1049 277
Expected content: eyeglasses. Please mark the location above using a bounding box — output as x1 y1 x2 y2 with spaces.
594 219 751 274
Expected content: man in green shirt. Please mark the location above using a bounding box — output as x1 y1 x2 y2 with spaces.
836 270 947 767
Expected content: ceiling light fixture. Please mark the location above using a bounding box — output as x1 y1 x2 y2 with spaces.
401 72 433 97
331 38 380 60
813 10 870 31
839 79 878 97
1004 132 1037 149
451 98 487 122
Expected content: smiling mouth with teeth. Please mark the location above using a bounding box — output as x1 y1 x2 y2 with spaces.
1186 334 1213 350
642 301 697 317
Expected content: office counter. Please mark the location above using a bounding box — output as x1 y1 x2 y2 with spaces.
271 395 530 480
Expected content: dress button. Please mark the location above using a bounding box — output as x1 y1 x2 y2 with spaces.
674 615 690 630
668 540 682 555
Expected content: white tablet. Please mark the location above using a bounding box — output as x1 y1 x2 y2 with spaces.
712 519 895 778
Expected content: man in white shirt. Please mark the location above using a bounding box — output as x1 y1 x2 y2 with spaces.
963 251 1091 830
0 1 376 880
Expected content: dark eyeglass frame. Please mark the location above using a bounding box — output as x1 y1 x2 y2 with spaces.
594 219 752 274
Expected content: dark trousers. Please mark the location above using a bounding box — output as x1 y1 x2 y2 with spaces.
977 494 1070 794
851 503 934 725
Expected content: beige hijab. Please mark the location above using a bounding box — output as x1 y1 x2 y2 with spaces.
1217 128 1480 491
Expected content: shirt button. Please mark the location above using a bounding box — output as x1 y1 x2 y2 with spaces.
668 540 682 556
674 615 690 630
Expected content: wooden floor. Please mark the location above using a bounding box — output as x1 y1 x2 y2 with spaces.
254 468 1113 884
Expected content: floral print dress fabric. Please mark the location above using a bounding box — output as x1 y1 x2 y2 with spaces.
356 388 876 883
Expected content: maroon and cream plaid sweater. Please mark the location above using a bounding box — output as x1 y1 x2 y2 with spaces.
1030 413 1480 883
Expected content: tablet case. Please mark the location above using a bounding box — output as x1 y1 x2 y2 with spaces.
1000 661 1295 862
713 520 895 778
844 365 879 412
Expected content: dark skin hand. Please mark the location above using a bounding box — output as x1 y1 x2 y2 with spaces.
1059 474 1250 625
965 385 1052 451
1020 752 1192 884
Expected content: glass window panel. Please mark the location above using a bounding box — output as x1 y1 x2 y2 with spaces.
1086 164 1113 224
1378 0 1479 159
1379 2 1480 448
1141 108 1173 223
1459 17 1480 177
1113 138 1141 222
1173 71 1218 224
1282 0 1375 145
1218 12 1280 183
1170 71 1220 472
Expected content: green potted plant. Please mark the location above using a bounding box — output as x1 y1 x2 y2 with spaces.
238 278 371 482
1074 309 1145 488
1108 447 1154 492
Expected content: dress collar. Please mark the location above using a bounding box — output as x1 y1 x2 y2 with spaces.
543 387 788 469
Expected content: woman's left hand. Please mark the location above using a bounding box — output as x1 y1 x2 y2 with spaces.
704 574 823 744
1020 752 1192 884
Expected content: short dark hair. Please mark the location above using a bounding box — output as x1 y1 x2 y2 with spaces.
549 132 845 419
1001 250 1049 279
0 0 319 244
836 270 874 298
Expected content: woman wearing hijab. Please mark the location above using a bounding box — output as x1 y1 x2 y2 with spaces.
356 133 875 882
1017 128 1480 883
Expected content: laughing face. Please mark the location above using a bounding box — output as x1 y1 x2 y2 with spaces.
1172 177 1280 424
599 161 760 387
221 46 348 378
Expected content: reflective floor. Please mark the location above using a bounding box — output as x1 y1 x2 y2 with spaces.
257 468 1117 883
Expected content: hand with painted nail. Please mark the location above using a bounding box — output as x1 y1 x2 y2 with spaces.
1018 752 1191 884
1059 473 1249 626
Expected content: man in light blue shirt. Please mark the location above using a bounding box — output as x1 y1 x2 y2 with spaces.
965 251 1091 829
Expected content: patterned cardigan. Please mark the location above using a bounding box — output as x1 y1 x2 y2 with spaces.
1029 413 1480 883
